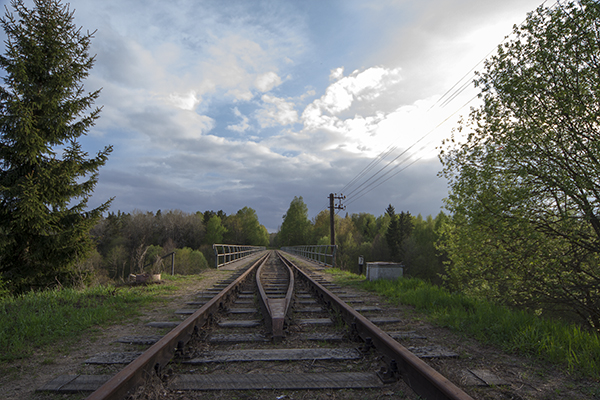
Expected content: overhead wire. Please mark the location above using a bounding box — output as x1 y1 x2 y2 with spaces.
345 93 479 207
331 0 558 214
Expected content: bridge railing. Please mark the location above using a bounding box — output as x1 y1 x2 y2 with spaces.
212 244 266 268
280 245 337 268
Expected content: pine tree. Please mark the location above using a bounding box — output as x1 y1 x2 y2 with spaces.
385 204 399 260
385 205 413 262
0 0 112 291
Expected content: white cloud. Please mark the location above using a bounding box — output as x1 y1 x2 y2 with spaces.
330 67 344 81
168 91 200 111
227 107 251 133
302 66 403 124
255 72 283 92
73 0 543 232
256 95 299 128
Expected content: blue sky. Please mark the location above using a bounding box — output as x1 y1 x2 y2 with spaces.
3 0 545 232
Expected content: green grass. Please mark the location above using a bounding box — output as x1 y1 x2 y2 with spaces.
0 280 179 362
325 268 600 378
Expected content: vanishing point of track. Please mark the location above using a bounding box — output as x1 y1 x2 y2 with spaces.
41 250 475 400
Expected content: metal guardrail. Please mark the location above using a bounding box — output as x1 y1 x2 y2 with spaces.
280 245 337 267
212 244 266 268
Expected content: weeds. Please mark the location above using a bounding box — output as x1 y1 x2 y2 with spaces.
0 280 177 362
325 269 600 379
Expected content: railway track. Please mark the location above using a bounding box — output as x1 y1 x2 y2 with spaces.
39 250 476 400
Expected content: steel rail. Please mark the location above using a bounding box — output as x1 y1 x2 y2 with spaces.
283 253 475 400
255 251 295 341
86 252 270 400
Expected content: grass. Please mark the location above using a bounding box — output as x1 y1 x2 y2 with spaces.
0 278 181 362
325 268 600 379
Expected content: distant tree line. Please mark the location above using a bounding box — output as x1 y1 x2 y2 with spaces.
274 196 448 285
84 207 269 283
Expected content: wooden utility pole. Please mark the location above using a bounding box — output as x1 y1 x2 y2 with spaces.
329 193 346 246
329 193 345 269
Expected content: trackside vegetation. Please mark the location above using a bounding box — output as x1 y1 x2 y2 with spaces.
439 0 600 331
326 269 600 379
0 280 180 362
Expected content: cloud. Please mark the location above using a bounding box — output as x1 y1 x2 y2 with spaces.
256 95 299 128
302 66 403 127
227 107 251 133
168 91 200 111
329 67 344 81
70 0 545 233
255 72 283 92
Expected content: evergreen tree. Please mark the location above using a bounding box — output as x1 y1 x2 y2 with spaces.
385 204 413 262
385 204 399 260
0 0 112 290
397 210 413 260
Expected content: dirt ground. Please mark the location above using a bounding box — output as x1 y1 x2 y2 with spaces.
0 266 238 400
1 256 599 400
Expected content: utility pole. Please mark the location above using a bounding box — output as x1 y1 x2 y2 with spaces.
329 193 345 269
329 193 346 246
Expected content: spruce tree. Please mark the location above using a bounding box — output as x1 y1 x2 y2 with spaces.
385 204 399 260
0 0 112 291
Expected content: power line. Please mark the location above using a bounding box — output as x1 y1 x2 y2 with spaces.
333 0 557 214
344 94 477 206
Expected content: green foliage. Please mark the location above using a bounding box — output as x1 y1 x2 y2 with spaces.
86 206 271 283
143 244 164 273
205 215 227 244
329 271 600 378
311 210 330 244
351 212 380 243
236 206 269 246
278 196 312 246
384 205 413 262
174 247 208 275
0 284 171 362
404 213 446 284
0 0 112 292
439 1 600 330
277 203 442 277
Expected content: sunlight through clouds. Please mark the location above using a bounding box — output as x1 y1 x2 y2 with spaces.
50 0 547 230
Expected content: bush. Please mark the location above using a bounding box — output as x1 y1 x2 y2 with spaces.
174 247 208 274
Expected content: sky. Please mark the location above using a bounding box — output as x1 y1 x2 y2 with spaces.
2 0 545 232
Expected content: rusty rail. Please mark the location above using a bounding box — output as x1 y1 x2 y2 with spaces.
283 253 475 400
86 252 270 400
256 251 295 341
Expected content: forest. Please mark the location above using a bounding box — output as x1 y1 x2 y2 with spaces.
86 207 270 282
82 196 447 288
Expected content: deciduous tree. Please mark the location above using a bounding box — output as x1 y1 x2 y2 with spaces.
278 196 311 246
205 215 227 244
439 1 600 329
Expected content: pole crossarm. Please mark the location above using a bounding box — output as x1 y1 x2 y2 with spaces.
212 244 266 268
280 245 337 268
